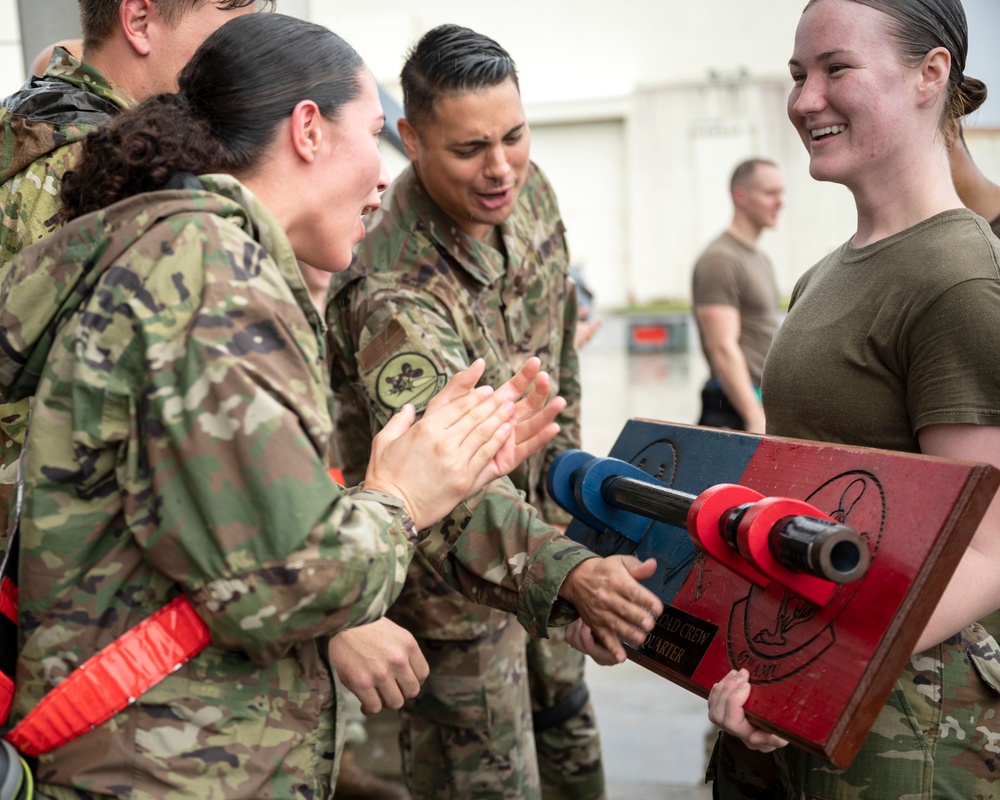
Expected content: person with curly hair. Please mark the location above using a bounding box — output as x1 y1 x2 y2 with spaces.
0 0 267 553
0 14 663 798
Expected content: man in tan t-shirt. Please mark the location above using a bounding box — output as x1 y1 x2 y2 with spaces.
692 158 784 432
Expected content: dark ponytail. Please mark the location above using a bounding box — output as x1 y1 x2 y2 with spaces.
60 13 366 221
949 75 988 134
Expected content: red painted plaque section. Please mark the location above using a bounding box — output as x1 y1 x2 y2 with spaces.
592 423 998 768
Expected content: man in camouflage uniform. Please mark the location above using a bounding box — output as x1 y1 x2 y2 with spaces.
0 0 263 550
327 25 605 800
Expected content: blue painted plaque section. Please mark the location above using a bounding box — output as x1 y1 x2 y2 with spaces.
559 421 762 605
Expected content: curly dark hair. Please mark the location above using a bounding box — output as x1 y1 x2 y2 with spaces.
60 94 224 220
60 13 364 221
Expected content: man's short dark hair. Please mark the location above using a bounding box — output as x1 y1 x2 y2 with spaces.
730 158 778 194
400 24 519 128
79 0 269 50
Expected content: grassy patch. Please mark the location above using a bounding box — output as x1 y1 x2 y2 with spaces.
616 299 691 314
614 297 792 314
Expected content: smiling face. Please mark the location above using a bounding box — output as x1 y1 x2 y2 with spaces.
787 0 922 191
401 78 531 241
298 69 389 272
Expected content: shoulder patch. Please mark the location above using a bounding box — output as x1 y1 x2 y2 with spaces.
376 353 446 412
358 318 407 374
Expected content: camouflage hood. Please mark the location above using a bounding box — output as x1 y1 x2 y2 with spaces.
0 174 314 404
0 47 129 183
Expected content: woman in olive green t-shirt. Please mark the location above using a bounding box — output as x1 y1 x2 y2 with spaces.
707 1 1000 798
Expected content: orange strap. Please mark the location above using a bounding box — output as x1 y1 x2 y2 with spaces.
0 675 12 729
3 595 210 758
0 576 17 726
0 577 16 625
4 469 345 756
0 672 14 722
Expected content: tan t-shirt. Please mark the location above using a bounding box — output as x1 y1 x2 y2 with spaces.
692 231 779 383
763 209 1000 451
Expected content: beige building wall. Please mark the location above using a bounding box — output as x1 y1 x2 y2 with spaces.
3 1 999 309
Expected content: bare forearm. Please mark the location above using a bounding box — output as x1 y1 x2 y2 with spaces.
916 542 1000 653
915 425 1000 653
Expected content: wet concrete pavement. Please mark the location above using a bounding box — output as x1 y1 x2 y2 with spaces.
577 314 714 799
355 313 716 799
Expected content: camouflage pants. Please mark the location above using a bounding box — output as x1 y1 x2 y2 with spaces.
399 621 539 799
399 623 605 800
707 624 1000 799
527 628 606 800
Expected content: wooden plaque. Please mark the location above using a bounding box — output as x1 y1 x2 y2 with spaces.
558 419 1000 767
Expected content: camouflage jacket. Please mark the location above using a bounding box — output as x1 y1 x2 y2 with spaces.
0 47 132 550
327 162 590 640
0 173 583 798
0 175 425 799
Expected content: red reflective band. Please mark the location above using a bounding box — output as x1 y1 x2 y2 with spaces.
0 576 16 623
0 576 16 725
329 467 345 485
3 595 210 758
0 673 12 725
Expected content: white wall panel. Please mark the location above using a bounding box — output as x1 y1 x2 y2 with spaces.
0 0 22 96
529 120 628 310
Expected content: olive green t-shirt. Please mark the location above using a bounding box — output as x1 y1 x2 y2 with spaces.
762 209 1000 452
692 231 779 383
